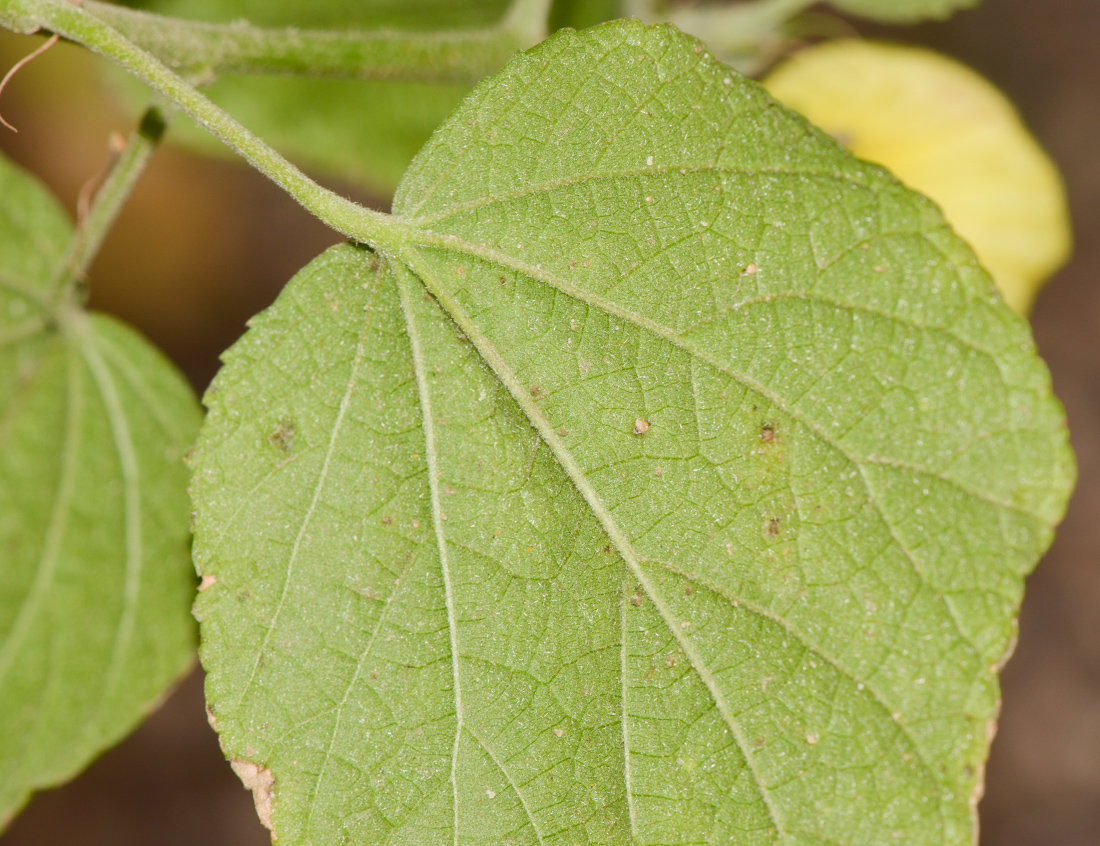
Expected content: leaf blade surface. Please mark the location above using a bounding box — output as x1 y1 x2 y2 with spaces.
193 20 1074 845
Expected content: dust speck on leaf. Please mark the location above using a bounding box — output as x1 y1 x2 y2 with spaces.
231 760 275 833
633 418 650 435
553 727 564 738
486 788 496 799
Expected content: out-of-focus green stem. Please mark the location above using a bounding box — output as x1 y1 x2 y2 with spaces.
2 0 415 255
62 104 169 300
72 0 549 83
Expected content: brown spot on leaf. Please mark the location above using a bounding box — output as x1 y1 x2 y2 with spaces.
231 760 275 834
743 262 758 275
269 419 295 452
633 418 650 435
767 518 780 537
760 425 776 442
199 574 217 592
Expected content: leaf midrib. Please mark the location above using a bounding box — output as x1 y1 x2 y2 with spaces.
398 244 790 840
389 237 1007 651
399 231 1039 614
394 263 549 845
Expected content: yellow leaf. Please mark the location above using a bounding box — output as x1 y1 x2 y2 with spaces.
764 40 1071 314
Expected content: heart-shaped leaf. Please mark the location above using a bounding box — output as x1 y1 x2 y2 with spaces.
0 152 201 825
192 21 1073 844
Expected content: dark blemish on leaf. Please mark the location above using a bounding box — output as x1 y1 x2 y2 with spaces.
755 737 766 748
454 266 465 276
557 428 569 438
654 466 663 477
412 520 421 529
370 669 380 679
382 516 392 525
423 290 434 301
633 418 650 435
761 425 776 442
199 574 217 592
767 518 780 537
665 655 677 668
630 593 643 607
603 545 612 555
530 384 542 398
685 584 694 596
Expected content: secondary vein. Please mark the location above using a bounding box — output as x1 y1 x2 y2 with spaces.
394 264 466 846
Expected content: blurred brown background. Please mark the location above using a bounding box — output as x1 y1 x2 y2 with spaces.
0 0 1097 843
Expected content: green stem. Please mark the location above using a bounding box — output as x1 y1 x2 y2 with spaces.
4 0 411 253
78 0 548 83
63 104 168 298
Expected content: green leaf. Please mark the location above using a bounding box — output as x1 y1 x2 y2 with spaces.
0 153 201 825
191 20 1073 845
826 0 978 23
117 0 513 196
